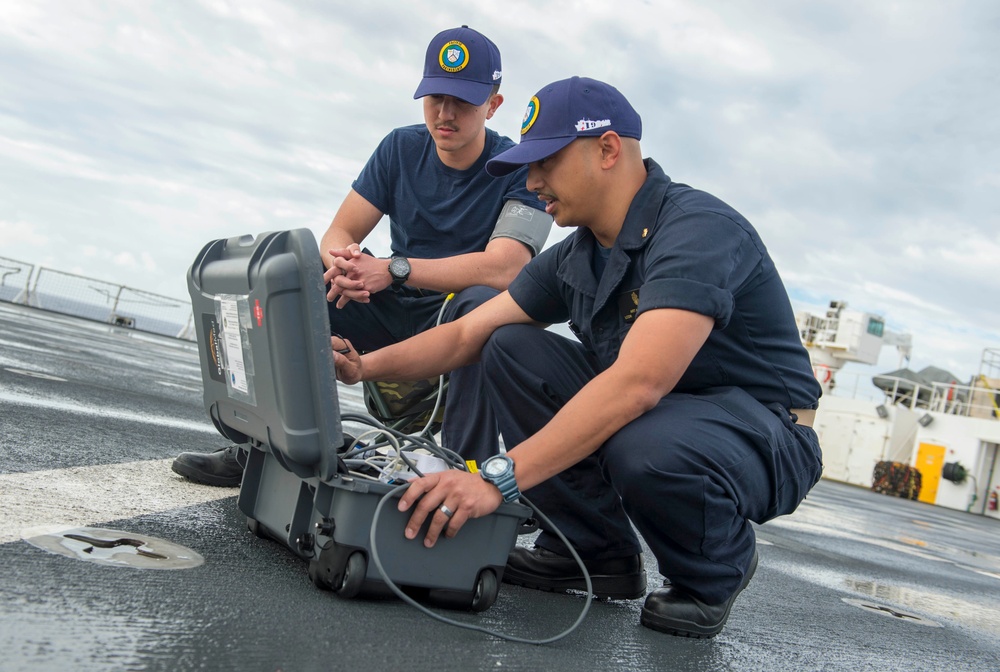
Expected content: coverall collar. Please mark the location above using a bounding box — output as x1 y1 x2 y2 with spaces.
556 159 671 313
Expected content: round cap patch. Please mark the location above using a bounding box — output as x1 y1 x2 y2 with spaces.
439 41 470 73
521 96 540 135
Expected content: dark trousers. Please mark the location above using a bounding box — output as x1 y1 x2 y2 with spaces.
481 324 823 604
328 285 500 465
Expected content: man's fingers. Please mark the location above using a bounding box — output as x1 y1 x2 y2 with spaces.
326 255 357 278
327 270 368 305
329 245 361 259
399 474 437 511
421 506 460 548
335 291 370 309
327 247 354 260
400 475 442 542
330 335 352 355
332 259 348 278
441 509 468 540
398 472 494 547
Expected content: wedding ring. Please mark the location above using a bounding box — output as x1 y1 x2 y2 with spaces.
439 504 454 519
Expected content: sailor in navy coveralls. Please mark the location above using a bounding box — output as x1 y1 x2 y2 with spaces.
335 77 823 638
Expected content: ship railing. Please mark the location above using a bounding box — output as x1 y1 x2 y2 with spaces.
874 375 999 420
0 256 33 304
0 255 195 341
826 369 999 421
824 369 884 401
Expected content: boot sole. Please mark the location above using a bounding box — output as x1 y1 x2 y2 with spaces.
170 460 242 487
502 568 647 600
640 550 759 638
639 610 722 639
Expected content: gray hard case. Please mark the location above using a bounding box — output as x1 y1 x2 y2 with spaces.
187 229 527 610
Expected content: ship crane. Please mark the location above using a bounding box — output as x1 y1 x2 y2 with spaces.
796 300 912 395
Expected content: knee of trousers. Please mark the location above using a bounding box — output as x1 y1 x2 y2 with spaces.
444 286 500 320
602 424 758 562
606 452 744 563
481 324 546 376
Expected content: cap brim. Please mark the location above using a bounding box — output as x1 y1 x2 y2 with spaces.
485 136 576 177
413 77 492 106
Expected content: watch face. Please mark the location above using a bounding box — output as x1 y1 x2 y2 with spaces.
484 457 508 476
389 257 410 278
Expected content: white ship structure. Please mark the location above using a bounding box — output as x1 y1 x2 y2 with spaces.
799 301 1000 518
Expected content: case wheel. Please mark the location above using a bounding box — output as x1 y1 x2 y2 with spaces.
470 569 499 612
307 559 330 591
335 551 367 599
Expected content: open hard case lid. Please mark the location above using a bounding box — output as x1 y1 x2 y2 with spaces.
187 228 343 481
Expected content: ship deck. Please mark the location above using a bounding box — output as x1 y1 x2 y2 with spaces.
2 300 1000 671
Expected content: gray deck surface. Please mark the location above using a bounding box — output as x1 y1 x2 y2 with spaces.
2 300 999 672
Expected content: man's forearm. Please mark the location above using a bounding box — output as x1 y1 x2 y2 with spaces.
356 291 529 382
406 238 531 292
360 319 483 382
320 190 384 270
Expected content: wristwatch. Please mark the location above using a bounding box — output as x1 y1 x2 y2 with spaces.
388 256 411 287
481 454 520 503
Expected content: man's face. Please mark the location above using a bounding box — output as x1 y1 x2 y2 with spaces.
422 93 499 158
525 139 600 229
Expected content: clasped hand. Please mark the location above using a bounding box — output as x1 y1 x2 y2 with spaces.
324 245 392 308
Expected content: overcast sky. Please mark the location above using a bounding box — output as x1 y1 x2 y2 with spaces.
1 0 998 385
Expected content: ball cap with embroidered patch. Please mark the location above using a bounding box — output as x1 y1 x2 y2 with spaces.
486 76 642 177
413 26 502 106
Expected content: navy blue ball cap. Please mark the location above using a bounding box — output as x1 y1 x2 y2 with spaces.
413 26 502 106
486 77 642 177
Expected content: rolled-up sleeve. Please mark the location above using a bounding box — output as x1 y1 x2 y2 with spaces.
636 210 763 330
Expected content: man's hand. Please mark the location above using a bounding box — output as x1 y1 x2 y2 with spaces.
332 335 362 384
324 244 399 308
397 470 504 548
323 244 370 308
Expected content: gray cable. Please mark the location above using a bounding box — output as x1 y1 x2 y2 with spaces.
368 483 592 645
416 292 453 439
338 401 593 643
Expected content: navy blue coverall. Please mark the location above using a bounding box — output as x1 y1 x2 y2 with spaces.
481 159 824 604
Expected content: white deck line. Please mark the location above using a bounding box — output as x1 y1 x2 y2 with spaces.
2 459 234 544
0 389 218 434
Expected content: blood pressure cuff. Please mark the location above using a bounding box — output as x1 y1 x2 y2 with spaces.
489 200 553 257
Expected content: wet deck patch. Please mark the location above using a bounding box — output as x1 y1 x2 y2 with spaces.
21 525 204 570
842 598 943 628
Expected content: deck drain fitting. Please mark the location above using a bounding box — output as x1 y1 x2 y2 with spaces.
22 525 204 570
842 598 942 628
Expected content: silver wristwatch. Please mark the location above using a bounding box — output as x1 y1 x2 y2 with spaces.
481 455 520 503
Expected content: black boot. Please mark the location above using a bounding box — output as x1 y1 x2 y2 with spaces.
171 444 245 487
640 550 758 638
502 546 647 600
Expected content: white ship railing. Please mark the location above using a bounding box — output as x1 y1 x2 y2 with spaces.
831 370 999 420
0 254 195 341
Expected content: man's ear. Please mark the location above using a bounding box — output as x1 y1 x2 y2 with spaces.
598 131 623 168
485 93 504 120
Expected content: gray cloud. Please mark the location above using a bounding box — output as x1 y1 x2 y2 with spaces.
1 0 997 381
